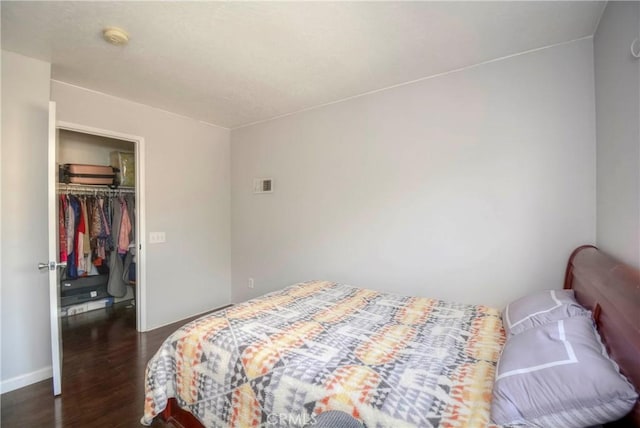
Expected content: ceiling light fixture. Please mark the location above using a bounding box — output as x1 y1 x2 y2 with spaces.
102 27 129 46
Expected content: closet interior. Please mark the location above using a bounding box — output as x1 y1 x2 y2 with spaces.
57 130 137 324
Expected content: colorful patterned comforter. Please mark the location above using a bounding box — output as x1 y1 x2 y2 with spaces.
142 281 505 427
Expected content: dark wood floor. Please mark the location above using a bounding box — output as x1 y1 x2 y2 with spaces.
1 302 205 428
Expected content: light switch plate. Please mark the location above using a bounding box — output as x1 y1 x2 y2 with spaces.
149 232 166 244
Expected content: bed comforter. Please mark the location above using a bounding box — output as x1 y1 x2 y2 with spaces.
142 281 504 427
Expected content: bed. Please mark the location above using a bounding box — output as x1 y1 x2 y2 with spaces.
141 246 640 427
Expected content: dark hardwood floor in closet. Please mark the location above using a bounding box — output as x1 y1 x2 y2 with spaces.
0 302 201 428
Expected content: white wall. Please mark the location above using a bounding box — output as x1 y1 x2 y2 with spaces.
594 2 640 269
231 39 597 308
51 81 232 330
1 51 53 391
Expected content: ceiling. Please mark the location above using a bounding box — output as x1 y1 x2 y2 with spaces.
2 1 605 129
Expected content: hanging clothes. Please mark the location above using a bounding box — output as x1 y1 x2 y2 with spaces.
66 195 81 279
97 197 111 260
125 194 135 241
58 191 135 290
60 194 103 279
65 195 75 262
107 197 128 297
81 198 91 254
118 198 132 255
88 197 100 258
123 194 137 283
76 198 87 276
59 195 68 263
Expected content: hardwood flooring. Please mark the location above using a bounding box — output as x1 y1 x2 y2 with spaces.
1 302 206 428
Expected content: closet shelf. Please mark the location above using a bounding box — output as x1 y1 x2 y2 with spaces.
57 183 135 195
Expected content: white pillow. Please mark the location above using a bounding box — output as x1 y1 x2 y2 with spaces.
492 317 638 427
503 289 589 337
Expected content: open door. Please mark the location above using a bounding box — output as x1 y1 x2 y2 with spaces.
37 101 64 395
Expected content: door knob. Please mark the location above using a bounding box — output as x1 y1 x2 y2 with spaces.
38 261 67 271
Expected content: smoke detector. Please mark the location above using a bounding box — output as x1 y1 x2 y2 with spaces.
103 27 129 46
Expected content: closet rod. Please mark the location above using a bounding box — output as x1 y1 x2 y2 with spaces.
57 183 135 195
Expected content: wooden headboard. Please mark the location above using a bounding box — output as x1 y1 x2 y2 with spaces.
564 245 640 426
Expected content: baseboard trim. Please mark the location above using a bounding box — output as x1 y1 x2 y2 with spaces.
0 366 52 394
145 304 233 332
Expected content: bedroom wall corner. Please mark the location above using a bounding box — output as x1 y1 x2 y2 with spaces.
229 38 597 309
1 50 53 392
594 2 640 269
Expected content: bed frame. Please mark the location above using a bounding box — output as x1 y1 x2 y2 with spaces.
160 397 202 428
160 245 640 427
564 245 640 426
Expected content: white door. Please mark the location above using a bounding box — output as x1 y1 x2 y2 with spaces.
38 101 64 395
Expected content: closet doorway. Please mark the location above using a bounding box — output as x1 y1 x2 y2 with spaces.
44 101 147 396
43 101 147 395
56 121 146 333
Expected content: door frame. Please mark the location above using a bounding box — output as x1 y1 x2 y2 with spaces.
56 120 147 332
